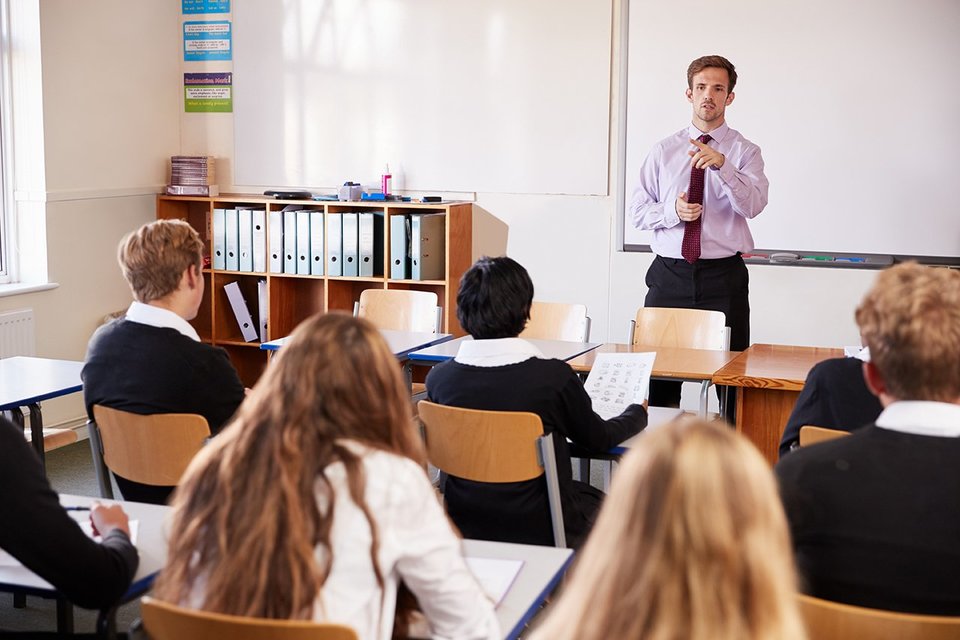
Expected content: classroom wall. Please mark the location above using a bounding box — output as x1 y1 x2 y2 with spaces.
5 1 878 428
192 0 875 354
0 0 180 427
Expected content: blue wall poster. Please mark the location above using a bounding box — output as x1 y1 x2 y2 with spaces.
182 0 229 14
184 21 232 61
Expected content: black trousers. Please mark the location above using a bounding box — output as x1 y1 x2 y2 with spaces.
643 253 750 419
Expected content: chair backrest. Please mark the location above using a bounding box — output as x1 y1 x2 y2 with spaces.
141 597 359 640
798 594 960 640
355 289 440 333
521 301 591 342
630 307 727 350
91 405 210 487
798 425 851 447
417 400 566 547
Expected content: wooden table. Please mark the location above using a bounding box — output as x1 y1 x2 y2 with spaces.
566 343 742 417
712 343 844 464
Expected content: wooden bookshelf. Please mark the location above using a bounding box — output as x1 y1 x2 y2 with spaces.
158 194 472 386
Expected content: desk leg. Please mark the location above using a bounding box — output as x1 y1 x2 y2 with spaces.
27 403 45 472
735 387 800 465
403 361 413 395
56 597 74 634
97 606 117 639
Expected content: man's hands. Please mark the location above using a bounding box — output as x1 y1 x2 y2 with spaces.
90 502 132 538
676 138 725 221
688 138 724 170
676 191 703 222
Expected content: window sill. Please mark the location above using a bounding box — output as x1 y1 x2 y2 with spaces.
0 281 59 298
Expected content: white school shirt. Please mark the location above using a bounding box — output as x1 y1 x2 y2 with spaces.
317 441 499 640
125 301 200 342
875 401 960 438
187 442 499 640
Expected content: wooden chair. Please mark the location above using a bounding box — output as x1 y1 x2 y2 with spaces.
798 594 960 640
798 425 851 447
417 400 567 548
89 405 210 499
521 301 591 342
353 289 441 333
140 597 359 640
629 307 728 350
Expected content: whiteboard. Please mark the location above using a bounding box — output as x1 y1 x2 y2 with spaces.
234 0 611 195
622 0 960 259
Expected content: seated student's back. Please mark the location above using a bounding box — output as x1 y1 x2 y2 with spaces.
778 355 882 457
530 419 806 640
82 219 244 504
776 262 960 615
0 417 138 612
154 314 498 640
426 256 646 548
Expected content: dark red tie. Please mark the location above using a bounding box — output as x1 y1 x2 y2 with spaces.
681 134 713 263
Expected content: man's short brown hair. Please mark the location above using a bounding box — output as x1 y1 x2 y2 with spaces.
118 219 203 303
687 55 738 92
856 262 960 401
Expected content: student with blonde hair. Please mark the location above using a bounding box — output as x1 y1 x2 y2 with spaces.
154 313 498 640
531 419 806 640
82 218 244 504
777 262 960 614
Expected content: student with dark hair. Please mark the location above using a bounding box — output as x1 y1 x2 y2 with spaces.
426 256 647 548
0 417 138 614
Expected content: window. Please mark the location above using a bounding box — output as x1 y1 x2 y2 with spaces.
0 0 14 284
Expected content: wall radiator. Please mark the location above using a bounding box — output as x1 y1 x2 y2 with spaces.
0 308 36 358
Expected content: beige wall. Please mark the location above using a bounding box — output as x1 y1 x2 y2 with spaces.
1 1 181 426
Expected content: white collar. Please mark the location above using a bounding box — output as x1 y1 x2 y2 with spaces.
125 301 201 342
875 401 960 438
454 337 544 367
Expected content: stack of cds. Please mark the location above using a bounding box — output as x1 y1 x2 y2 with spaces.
166 156 219 196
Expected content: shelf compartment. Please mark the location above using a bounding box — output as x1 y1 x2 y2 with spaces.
212 273 264 344
219 344 267 388
269 275 325 339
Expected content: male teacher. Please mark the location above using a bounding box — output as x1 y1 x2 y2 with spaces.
630 54 768 411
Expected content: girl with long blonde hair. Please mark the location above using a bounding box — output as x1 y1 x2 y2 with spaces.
154 313 498 640
531 418 806 640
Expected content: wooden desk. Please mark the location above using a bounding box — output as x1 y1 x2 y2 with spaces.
712 344 844 464
567 343 741 417
0 357 84 471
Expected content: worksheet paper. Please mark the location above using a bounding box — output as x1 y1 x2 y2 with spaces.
584 352 657 420
465 557 524 606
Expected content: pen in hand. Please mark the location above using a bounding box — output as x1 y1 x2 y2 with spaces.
63 506 91 512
